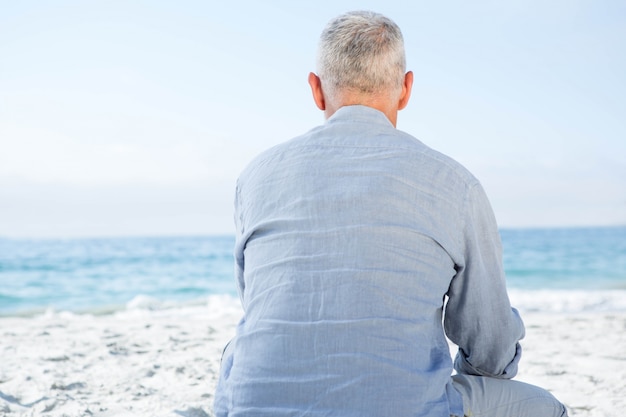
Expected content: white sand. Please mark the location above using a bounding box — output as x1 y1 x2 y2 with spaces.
1 296 625 417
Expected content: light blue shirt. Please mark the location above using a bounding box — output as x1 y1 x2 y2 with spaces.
214 105 524 417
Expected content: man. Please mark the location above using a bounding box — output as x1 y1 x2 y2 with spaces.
214 10 567 417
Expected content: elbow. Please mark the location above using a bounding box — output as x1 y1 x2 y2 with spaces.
454 342 522 379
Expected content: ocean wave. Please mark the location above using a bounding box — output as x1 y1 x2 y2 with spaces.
509 288 626 313
8 288 626 320
2 294 243 319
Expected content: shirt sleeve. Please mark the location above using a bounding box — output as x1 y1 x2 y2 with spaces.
233 180 246 306
444 182 525 379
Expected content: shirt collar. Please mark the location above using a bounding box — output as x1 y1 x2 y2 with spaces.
327 105 395 128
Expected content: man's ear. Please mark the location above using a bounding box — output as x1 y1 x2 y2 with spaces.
308 72 326 111
398 71 413 110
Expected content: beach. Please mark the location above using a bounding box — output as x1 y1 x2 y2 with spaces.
1 295 625 417
0 297 239 417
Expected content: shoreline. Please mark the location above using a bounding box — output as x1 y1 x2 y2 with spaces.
4 288 626 319
1 299 625 416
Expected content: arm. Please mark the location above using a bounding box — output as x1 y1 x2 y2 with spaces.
444 182 525 378
233 180 246 305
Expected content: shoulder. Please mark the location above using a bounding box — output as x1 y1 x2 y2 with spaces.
237 125 325 183
394 128 481 189
239 121 480 193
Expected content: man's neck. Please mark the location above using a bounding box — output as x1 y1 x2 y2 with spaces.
325 93 399 127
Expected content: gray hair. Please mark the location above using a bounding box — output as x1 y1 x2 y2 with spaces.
316 11 406 98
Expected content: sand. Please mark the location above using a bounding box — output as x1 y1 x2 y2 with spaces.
1 296 625 417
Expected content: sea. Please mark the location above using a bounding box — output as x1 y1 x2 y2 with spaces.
1 226 625 316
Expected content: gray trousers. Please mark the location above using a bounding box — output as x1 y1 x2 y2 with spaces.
452 375 568 417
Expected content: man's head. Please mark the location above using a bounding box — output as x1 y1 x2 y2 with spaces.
308 10 413 126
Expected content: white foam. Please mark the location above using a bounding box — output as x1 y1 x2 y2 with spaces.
509 288 626 314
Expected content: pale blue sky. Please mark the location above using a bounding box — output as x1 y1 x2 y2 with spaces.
1 0 624 238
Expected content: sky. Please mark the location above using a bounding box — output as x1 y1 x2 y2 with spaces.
1 0 625 238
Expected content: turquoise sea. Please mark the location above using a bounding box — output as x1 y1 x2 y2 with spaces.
1 227 625 316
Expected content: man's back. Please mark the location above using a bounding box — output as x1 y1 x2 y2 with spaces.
214 10 567 416
214 105 497 416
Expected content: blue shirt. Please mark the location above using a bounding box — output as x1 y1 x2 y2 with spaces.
214 105 524 417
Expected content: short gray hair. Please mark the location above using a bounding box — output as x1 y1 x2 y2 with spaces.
316 11 406 97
